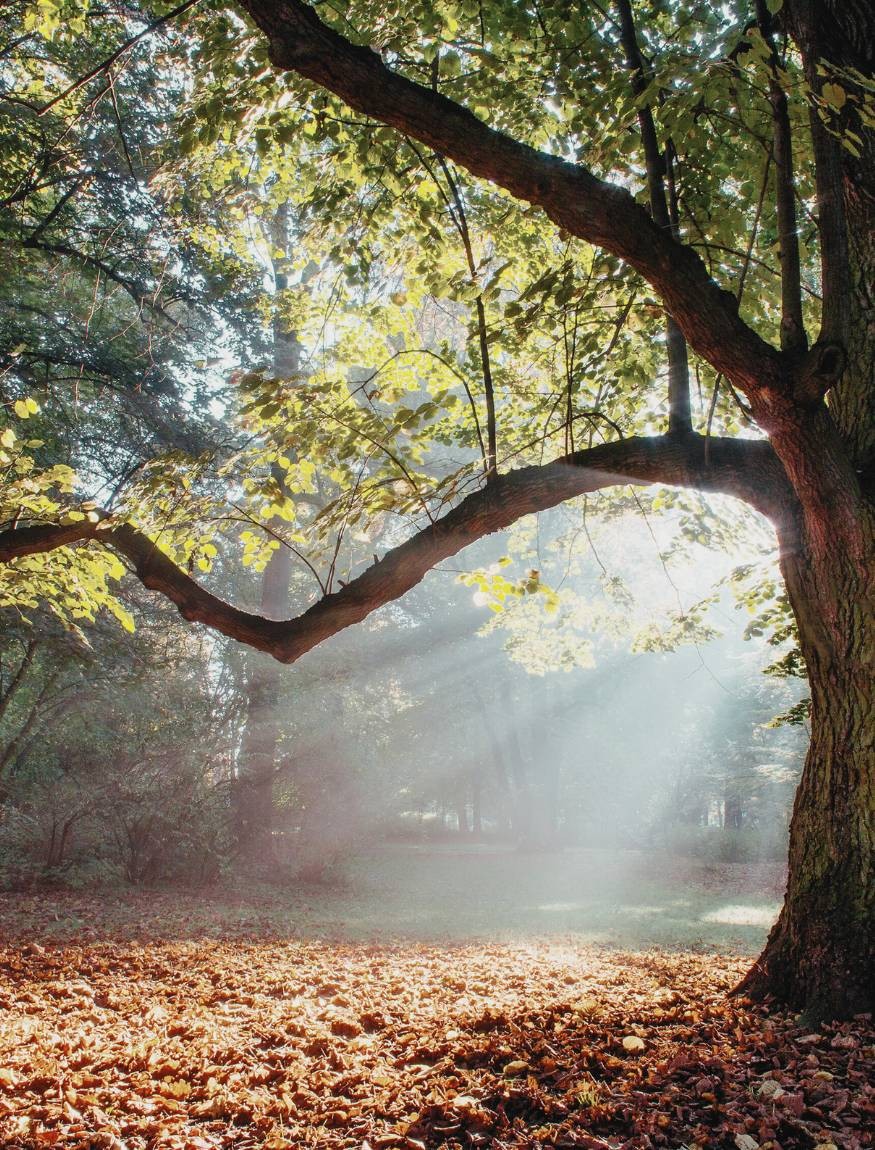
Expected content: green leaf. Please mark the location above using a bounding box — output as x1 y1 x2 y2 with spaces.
821 82 847 110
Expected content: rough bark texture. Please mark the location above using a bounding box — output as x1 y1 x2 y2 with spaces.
230 0 874 1018
742 495 874 1018
734 0 875 1020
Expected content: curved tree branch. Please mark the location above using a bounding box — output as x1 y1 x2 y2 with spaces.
0 436 792 664
235 0 788 415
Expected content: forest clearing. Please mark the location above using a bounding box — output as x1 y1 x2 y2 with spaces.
0 847 786 949
1 0 873 1145
1 850 872 1150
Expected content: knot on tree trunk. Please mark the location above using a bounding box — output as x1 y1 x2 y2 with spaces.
792 341 846 408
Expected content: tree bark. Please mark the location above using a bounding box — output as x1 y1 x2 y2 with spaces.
234 667 285 865
736 0 874 1018
616 0 692 434
741 492 874 1018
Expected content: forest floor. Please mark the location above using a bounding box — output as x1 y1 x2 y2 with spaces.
0 848 872 1150
0 844 787 951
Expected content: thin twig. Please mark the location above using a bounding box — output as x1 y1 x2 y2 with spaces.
37 0 201 116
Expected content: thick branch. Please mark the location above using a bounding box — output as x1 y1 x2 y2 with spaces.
0 436 791 664
235 0 786 413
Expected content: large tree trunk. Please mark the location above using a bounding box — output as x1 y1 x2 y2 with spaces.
737 0 875 1019
743 495 874 1018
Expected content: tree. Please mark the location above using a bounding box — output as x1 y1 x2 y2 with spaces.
0 598 236 886
0 0 872 1017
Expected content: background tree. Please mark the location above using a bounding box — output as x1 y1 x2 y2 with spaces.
0 601 236 885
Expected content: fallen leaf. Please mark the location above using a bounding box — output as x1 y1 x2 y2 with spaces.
622 1035 646 1053
503 1060 530 1076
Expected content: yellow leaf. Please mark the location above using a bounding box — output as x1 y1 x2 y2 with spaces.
114 606 136 633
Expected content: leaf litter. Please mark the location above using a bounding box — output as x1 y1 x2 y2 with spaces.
0 901 872 1150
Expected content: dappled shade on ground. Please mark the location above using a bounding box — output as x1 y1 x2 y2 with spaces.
0 896 872 1149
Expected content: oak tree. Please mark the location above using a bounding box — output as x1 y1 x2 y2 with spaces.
1 0 872 1017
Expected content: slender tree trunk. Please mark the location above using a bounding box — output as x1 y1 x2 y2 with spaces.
471 777 482 838
235 671 285 863
234 495 294 864
0 640 37 726
45 821 57 871
546 758 561 841
456 788 469 836
724 778 743 833
234 205 299 866
0 669 59 781
486 717 513 834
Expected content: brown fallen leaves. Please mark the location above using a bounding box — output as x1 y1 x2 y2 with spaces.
0 917 872 1149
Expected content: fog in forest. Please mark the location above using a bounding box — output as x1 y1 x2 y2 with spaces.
0 494 806 946
3 6 874 1145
